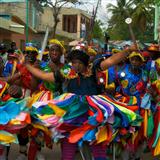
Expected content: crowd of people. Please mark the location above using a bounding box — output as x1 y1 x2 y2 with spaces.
0 39 159 160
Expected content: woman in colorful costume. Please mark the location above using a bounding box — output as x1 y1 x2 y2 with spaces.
0 81 31 160
147 58 160 157
26 39 65 160
21 42 139 160
113 51 150 159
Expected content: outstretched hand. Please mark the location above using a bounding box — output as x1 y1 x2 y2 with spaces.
124 44 138 53
18 53 25 64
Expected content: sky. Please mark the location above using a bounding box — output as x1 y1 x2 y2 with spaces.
76 0 117 27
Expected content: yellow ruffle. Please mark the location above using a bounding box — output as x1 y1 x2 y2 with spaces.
0 132 17 144
96 126 108 143
48 103 66 117
153 137 160 156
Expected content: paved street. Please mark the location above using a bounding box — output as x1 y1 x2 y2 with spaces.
8 143 160 160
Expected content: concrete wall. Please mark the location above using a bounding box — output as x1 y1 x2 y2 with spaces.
39 7 91 40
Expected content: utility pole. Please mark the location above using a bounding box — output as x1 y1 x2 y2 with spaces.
91 0 101 31
26 0 29 43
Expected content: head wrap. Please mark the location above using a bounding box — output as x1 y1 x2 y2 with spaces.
25 42 38 54
129 52 145 62
49 39 65 54
87 48 97 56
112 48 121 54
68 49 89 66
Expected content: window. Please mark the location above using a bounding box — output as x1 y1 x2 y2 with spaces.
62 15 77 33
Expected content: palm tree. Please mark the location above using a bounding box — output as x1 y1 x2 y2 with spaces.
106 0 134 40
107 0 133 26
106 0 154 41
131 0 154 32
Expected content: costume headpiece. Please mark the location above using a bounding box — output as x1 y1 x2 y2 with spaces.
49 39 65 54
68 49 89 66
112 48 121 54
147 44 160 52
25 42 38 53
129 51 145 62
87 47 97 56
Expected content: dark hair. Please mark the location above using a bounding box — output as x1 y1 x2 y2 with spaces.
68 49 89 66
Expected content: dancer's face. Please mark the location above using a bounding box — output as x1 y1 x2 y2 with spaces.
49 45 62 63
129 56 142 69
72 59 86 73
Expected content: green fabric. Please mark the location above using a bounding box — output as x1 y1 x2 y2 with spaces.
152 123 160 147
113 116 121 128
147 112 154 137
40 105 54 115
41 65 56 92
131 114 143 126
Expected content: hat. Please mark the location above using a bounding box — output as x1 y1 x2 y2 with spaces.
68 49 89 66
112 48 121 54
147 44 160 52
49 39 65 54
87 47 97 56
25 42 38 53
129 52 145 62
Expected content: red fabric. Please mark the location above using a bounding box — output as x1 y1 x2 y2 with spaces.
104 95 138 112
69 123 94 143
1 94 11 101
86 96 104 123
17 64 32 89
136 81 145 92
28 140 39 160
58 123 78 132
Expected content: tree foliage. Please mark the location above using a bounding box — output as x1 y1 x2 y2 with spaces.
106 0 155 42
92 20 104 41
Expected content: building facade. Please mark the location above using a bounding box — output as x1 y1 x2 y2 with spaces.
0 1 91 49
0 0 42 50
38 7 91 40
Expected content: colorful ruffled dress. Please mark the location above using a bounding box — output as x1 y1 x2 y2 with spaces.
30 65 142 146
112 63 152 152
0 97 31 145
147 61 160 156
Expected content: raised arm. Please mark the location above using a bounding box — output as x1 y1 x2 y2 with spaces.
100 46 135 70
25 64 55 82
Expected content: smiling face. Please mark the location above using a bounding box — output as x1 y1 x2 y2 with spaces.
49 45 62 63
